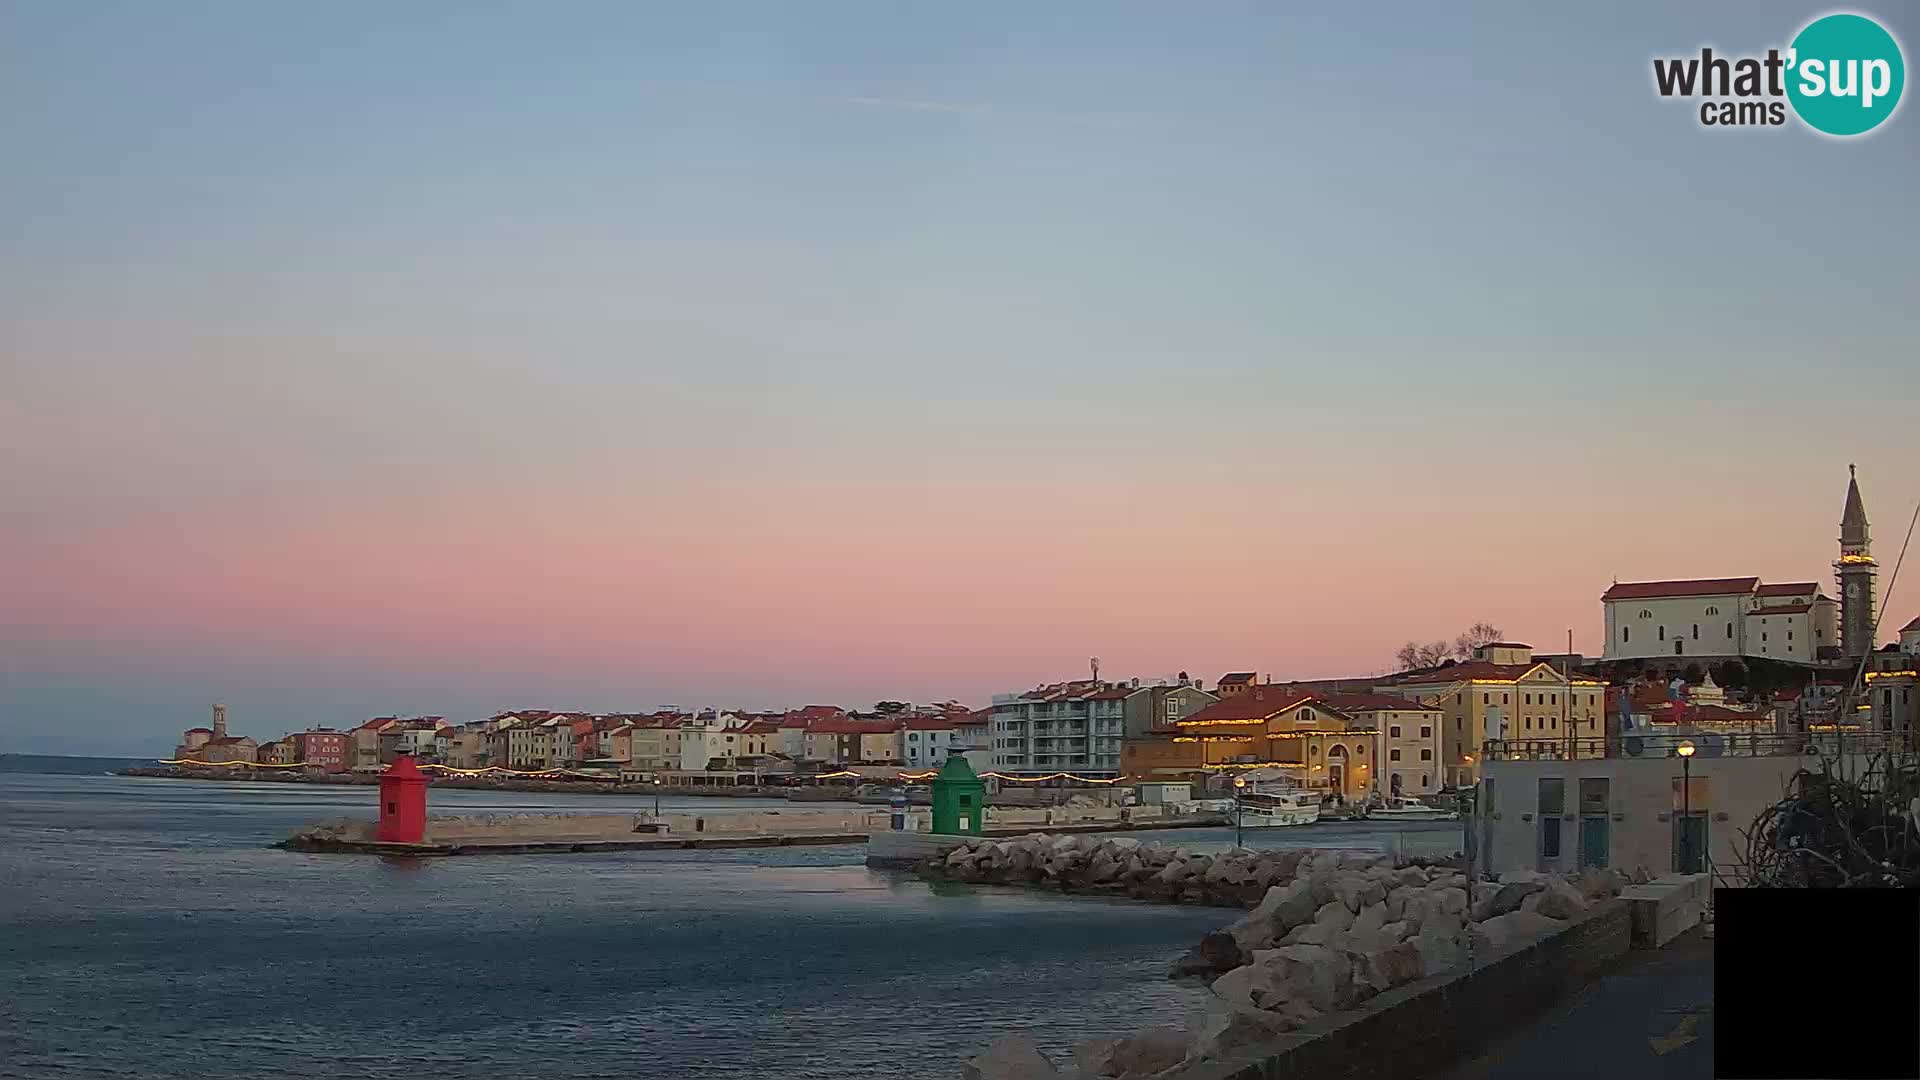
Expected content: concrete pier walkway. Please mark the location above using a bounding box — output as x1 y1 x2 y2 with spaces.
1425 927 1714 1080
283 814 1230 856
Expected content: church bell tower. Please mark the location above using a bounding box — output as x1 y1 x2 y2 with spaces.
1836 465 1876 657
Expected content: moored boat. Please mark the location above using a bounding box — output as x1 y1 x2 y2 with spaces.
1235 786 1323 828
1362 796 1459 821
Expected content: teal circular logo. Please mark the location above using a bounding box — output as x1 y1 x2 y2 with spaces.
1786 13 1905 136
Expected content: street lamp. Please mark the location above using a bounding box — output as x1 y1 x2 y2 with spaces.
1233 775 1247 848
1676 740 1696 873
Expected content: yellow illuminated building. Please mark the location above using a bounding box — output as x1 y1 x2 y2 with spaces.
1379 644 1605 787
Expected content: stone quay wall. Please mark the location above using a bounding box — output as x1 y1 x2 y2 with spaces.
1169 900 1632 1080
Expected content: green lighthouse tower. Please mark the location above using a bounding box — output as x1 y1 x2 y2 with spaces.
930 753 985 836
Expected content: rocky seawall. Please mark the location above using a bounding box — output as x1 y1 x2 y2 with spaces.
934 835 1643 1080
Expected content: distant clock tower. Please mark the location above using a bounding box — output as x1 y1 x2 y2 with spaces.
1836 465 1877 658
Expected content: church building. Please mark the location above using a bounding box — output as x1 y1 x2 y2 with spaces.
1600 467 1876 666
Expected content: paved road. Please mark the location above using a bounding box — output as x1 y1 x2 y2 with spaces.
1426 929 1715 1080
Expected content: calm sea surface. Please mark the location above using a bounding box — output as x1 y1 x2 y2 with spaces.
0 772 1454 1080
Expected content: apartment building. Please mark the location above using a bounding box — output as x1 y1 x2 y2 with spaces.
990 681 1129 778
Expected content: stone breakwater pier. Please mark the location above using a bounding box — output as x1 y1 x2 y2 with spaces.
282 805 1227 855
925 834 1702 1080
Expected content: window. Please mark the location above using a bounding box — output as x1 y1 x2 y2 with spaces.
1164 700 1178 719
1658 625 1665 641
1579 777 1610 814
1356 744 1365 756
1390 748 1401 761
1639 609 1652 619
1502 693 1509 705
1788 631 1793 641
1727 623 1734 639
1483 694 1490 705
1762 632 1768 643
1692 624 1698 639
1550 694 1557 705
1420 725 1432 738
1706 606 1719 616
1389 725 1402 737
1540 778 1565 859
1623 627 1630 643
1524 717 1532 730
1421 774 1430 787
1525 694 1532 705
1420 748 1433 760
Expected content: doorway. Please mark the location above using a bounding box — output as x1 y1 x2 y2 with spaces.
1579 777 1610 868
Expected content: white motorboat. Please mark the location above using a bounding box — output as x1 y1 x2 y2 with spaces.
1363 797 1459 822
1234 787 1323 828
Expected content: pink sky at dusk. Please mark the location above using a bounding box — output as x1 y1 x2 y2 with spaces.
4 2 1918 754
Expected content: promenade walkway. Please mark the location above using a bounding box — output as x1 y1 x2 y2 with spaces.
1426 927 1714 1080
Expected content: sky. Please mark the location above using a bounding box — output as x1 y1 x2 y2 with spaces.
3 2 1917 755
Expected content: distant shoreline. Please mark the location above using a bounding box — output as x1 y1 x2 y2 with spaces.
110 765 864 800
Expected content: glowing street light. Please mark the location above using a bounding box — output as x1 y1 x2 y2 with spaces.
1233 775 1247 848
1676 740 1697 873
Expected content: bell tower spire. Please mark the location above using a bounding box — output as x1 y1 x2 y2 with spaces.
1836 465 1876 657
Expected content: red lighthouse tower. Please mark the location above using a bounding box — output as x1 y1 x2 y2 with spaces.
377 755 430 844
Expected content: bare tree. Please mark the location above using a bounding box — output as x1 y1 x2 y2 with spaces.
1452 622 1505 660
1395 640 1452 671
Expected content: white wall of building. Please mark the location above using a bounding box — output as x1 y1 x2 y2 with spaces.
1744 608 1816 663
903 727 956 767
1603 593 1750 660
1479 752 1817 880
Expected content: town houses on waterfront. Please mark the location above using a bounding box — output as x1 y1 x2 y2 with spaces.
167 469 1920 814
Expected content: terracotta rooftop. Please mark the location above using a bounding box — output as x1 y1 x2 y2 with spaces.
1648 703 1771 724
1217 672 1257 685
1602 577 1760 601
739 720 783 735
1316 692 1441 713
806 717 902 736
1755 582 1821 597
1393 661 1547 685
1176 688 1320 724
903 717 958 730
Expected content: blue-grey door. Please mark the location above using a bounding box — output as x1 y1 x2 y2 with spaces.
1580 815 1609 867
1674 814 1707 874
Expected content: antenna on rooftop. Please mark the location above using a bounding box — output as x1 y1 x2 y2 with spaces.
1090 656 1101 685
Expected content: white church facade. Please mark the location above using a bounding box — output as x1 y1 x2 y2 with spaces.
1601 578 1837 663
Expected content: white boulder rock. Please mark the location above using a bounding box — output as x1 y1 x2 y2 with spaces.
962 1034 1059 1080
